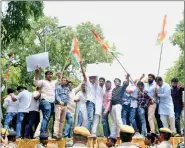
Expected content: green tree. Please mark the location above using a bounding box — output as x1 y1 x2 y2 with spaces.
1 58 21 95
3 16 116 90
165 13 184 84
1 1 43 50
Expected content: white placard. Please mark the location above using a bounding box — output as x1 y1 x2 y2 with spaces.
26 52 49 72
86 63 112 78
86 63 99 77
85 62 125 85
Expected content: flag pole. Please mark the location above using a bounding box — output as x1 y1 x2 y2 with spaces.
157 43 163 77
110 52 134 84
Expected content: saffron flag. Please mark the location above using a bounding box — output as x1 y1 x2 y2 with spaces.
4 64 10 80
3 52 14 81
156 15 167 45
70 36 82 66
91 30 123 56
91 30 108 52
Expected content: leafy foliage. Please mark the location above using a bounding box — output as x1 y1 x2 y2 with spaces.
165 13 184 84
2 16 115 91
1 1 43 50
1 58 21 92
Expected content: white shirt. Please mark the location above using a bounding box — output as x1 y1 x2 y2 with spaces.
95 85 104 115
3 94 19 113
157 141 172 148
29 91 39 112
34 79 59 103
85 79 97 104
157 83 175 116
67 84 81 114
16 90 32 113
76 91 88 111
144 81 156 98
129 85 138 108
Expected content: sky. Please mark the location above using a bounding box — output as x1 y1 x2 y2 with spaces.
2 1 184 82
43 1 183 81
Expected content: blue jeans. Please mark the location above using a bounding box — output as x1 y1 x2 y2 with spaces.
39 99 52 134
77 110 83 126
174 105 182 134
16 112 25 138
129 107 138 132
86 100 95 131
4 112 17 129
121 104 130 125
138 108 146 136
102 108 110 137
64 112 73 138
24 111 40 138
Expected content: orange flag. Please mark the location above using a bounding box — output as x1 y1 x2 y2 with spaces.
156 15 167 45
4 65 10 80
71 36 82 65
91 30 108 52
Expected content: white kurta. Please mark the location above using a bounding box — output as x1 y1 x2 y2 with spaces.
67 83 81 119
76 91 88 127
157 83 175 117
95 85 104 115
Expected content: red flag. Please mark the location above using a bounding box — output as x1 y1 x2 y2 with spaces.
91 30 108 52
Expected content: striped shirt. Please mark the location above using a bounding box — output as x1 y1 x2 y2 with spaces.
55 85 69 105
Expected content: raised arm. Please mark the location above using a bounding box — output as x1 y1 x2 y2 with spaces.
125 73 130 85
134 74 145 85
79 61 87 82
139 74 145 81
73 82 82 94
122 73 130 92
34 67 43 87
35 67 41 81
54 72 62 86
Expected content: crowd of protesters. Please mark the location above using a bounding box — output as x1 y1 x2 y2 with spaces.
1 61 184 147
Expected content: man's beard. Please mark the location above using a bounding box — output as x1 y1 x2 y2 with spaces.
148 80 153 84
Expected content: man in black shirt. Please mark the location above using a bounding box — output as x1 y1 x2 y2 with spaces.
171 78 184 136
109 73 130 138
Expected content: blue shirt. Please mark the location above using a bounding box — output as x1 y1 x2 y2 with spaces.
55 85 69 105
